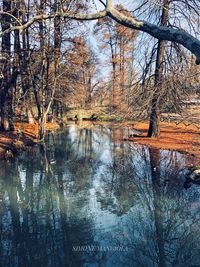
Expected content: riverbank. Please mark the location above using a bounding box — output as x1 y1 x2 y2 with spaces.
0 122 60 159
1 120 200 162
80 120 200 161
125 121 200 159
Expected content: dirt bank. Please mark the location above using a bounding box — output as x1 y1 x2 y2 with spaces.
0 122 60 159
125 121 200 160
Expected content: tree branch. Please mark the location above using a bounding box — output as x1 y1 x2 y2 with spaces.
108 7 200 64
0 11 107 37
0 0 200 64
98 0 106 8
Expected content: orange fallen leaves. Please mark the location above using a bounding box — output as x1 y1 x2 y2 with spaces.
0 122 60 158
127 121 200 159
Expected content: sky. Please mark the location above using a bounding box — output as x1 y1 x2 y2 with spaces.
86 0 200 82
84 0 154 82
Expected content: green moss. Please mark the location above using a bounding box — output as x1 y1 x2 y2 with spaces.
98 115 124 122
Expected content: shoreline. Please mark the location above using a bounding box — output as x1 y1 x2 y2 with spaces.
80 120 200 162
126 121 200 159
1 120 200 163
0 122 60 159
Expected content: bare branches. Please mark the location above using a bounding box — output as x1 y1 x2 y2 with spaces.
108 7 200 64
0 0 200 64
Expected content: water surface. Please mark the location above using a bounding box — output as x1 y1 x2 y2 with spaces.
0 124 200 267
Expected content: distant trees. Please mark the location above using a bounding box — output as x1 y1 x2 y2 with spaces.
94 5 137 112
63 36 97 109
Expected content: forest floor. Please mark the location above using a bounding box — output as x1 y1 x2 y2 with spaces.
125 121 200 159
0 122 60 159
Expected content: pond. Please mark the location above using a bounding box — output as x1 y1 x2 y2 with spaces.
0 123 200 267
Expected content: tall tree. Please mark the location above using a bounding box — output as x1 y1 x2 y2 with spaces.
0 0 15 131
148 0 169 137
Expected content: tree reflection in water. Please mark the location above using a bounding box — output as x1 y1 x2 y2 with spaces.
0 124 200 267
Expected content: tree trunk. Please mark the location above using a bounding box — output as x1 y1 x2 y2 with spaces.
34 90 42 120
7 91 14 130
37 0 47 140
0 0 13 131
52 0 61 120
148 0 169 137
27 109 35 124
0 94 9 131
147 39 164 137
38 114 47 141
109 38 117 113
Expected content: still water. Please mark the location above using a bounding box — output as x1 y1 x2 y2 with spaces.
0 123 200 267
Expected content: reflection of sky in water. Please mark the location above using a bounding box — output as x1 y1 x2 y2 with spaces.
0 124 200 267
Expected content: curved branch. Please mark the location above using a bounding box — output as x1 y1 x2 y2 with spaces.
0 0 200 64
98 0 106 8
108 7 200 64
0 10 107 37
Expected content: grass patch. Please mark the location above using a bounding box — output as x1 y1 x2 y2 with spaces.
98 114 124 122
